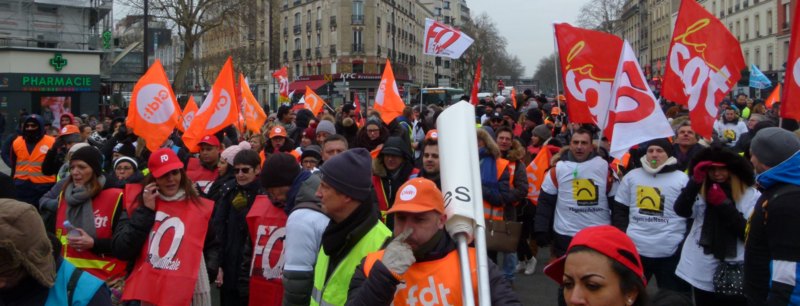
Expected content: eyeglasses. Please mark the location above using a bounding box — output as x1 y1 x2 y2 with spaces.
234 167 253 174
367 128 380 133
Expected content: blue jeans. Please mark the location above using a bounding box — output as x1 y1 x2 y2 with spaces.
502 252 517 281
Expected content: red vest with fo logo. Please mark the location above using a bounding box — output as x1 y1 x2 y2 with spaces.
186 157 219 195
246 195 287 306
55 188 127 281
363 247 478 306
122 196 213 306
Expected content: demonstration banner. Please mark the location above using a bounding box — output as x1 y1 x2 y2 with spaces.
178 96 198 133
127 59 181 152
663 0 744 138
374 59 405 124
239 74 267 134
423 18 474 59
470 59 482 105
781 2 800 120
183 57 239 152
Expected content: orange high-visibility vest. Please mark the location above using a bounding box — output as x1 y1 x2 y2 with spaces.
362 247 478 305
12 135 56 184
483 158 510 221
55 188 127 281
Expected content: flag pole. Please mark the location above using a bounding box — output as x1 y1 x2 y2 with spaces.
552 24 561 96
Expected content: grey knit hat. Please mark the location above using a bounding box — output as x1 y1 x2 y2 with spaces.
533 124 552 142
751 127 800 167
316 120 336 136
319 148 372 202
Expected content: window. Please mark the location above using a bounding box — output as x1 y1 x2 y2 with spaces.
295 13 301 26
353 0 363 16
294 38 301 50
444 1 450 9
744 49 749 65
444 60 450 68
353 62 364 73
744 18 749 39
785 3 791 29
755 48 760 67
316 33 321 46
755 14 760 35
767 10 773 34
767 45 774 70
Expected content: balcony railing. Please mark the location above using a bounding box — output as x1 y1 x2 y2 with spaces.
316 20 322 30
306 22 311 32
305 48 312 59
352 14 364 25
352 43 364 53
293 25 301 35
293 50 301 60
283 28 288 36
329 44 337 56
315 47 322 59
330 16 337 28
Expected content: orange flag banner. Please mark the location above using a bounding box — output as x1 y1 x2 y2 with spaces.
240 74 267 134
526 148 552 205
304 86 326 116
766 83 782 109
183 57 239 152
511 87 518 109
374 59 405 124
178 96 199 133
127 59 181 152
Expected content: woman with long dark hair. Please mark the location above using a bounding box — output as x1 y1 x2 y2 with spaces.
674 145 759 306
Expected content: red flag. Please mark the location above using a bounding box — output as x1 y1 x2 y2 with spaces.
354 94 365 127
766 83 782 109
303 86 326 116
272 67 289 103
470 59 482 105
663 0 744 138
127 59 181 152
240 74 267 133
183 57 239 152
555 23 623 133
374 59 405 124
782 2 800 120
423 18 474 59
178 96 198 133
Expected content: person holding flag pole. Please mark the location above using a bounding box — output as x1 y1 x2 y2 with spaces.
346 102 520 306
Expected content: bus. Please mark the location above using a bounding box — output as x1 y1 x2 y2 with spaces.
405 87 465 106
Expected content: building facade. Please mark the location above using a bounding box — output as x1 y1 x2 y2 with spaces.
279 0 443 105
0 0 112 132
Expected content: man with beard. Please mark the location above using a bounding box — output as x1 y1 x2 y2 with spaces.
672 121 704 171
713 108 748 148
9 114 56 205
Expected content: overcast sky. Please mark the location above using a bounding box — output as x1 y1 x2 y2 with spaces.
467 0 590 77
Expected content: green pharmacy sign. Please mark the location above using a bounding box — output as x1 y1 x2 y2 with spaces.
50 53 68 71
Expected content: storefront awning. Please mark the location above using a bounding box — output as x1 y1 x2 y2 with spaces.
289 80 328 93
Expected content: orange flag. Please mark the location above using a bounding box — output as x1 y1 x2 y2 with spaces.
766 83 782 108
127 59 181 152
239 74 267 134
511 87 517 109
183 57 239 152
178 96 199 133
304 86 326 116
374 59 405 124
526 148 552 205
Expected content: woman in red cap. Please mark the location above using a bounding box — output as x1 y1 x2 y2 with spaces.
544 225 648 306
112 148 216 306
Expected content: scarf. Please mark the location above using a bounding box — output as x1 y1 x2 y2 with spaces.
64 176 106 239
698 183 738 260
321 202 377 258
158 189 186 202
640 156 679 175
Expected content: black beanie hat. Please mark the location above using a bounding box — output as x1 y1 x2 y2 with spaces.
70 146 103 176
319 148 372 202
261 153 301 188
646 138 674 158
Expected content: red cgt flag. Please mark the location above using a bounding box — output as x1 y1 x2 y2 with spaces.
555 23 623 136
127 59 181 152
781 3 800 120
663 0 744 138
470 59 482 105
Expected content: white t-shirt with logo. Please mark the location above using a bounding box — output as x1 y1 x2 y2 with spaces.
713 120 748 147
675 187 760 292
541 156 613 237
615 168 689 258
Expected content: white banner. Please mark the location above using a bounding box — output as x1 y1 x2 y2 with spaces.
608 41 674 159
423 18 474 59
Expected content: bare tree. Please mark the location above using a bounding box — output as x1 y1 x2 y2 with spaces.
577 0 625 33
457 13 524 92
123 0 248 94
532 52 561 95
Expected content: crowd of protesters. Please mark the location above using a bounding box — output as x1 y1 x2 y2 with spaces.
0 88 798 306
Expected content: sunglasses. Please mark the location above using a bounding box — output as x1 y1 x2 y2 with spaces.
234 167 253 174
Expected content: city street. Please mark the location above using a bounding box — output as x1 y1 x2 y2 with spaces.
512 247 559 305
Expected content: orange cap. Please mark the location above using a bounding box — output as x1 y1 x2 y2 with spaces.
551 106 562 116
557 95 566 102
425 129 438 141
269 126 287 138
387 178 444 215
59 125 80 136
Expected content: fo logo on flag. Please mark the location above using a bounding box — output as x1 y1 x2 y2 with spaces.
136 84 176 124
